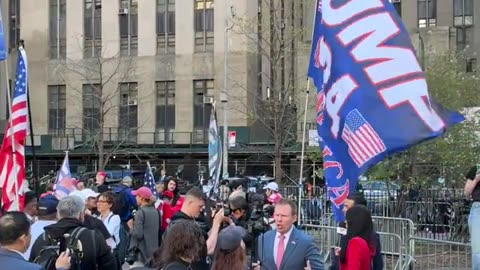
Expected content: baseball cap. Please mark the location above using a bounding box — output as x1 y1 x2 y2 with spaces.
38 195 59 216
81 188 100 199
217 225 246 253
263 182 279 192
132 187 153 199
162 190 174 199
122 176 133 186
97 171 107 177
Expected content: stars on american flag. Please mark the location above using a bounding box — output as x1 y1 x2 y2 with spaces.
144 162 158 198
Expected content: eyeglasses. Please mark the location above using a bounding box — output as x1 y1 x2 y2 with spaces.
97 200 111 204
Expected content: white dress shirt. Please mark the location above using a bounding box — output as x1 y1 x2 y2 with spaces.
98 212 120 249
273 225 294 263
24 220 56 260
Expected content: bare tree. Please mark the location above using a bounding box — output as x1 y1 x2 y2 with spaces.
54 54 148 171
231 0 307 181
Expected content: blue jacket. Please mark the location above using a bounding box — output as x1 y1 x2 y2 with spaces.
112 184 137 222
0 248 42 270
256 227 325 270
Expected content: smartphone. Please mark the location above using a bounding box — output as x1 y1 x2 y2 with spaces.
476 164 480 176
59 237 67 253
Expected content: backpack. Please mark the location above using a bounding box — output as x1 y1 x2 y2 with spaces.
33 227 89 270
107 214 128 265
112 186 128 216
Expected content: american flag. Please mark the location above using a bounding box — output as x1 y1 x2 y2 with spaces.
208 106 222 200
144 162 158 198
0 47 28 211
54 152 74 199
341 109 386 168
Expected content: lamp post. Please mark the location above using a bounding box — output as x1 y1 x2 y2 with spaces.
222 0 232 179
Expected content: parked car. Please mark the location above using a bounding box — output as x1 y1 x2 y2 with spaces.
362 181 400 201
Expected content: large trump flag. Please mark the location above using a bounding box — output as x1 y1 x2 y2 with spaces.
307 0 464 222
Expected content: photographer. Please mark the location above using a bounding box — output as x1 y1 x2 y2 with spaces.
227 197 256 249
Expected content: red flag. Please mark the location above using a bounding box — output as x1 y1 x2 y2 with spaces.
0 48 28 211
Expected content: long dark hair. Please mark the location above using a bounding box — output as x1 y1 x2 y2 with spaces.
159 219 206 266
340 205 375 263
211 246 246 270
164 178 180 205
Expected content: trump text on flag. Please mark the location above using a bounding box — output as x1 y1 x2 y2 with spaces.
308 0 464 222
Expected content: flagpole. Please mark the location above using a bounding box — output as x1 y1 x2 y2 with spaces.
3 58 20 210
297 79 310 225
21 40 37 194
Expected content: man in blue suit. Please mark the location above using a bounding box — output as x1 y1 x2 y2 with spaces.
0 211 70 270
254 199 324 270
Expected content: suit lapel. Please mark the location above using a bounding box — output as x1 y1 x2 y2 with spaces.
268 231 277 267
280 228 299 270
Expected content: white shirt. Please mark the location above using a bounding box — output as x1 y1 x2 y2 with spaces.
273 225 294 263
98 212 120 249
24 220 57 260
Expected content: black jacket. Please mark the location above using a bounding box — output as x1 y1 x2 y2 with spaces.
29 218 118 270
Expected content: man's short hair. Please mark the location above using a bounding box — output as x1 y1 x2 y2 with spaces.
347 192 367 207
57 195 86 220
24 191 37 206
185 186 206 201
230 196 248 211
0 211 31 245
276 199 298 216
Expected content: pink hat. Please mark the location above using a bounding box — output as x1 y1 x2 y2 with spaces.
132 187 153 199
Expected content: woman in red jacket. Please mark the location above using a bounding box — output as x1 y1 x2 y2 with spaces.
340 205 376 270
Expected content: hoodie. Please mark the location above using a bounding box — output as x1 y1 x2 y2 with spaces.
29 218 118 270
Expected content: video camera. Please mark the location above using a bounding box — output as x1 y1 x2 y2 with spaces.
245 193 273 236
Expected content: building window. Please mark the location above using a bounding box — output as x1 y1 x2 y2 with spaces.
454 0 473 26
390 0 402 17
49 0 67 59
157 0 175 54
456 27 473 50
118 82 138 141
156 81 175 143
9 0 20 49
82 84 101 134
84 0 102 58
194 0 214 52
418 0 436 28
466 58 477 73
119 0 138 56
193 80 214 129
156 81 175 129
48 85 66 134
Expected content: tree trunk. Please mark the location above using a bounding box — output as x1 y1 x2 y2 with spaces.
97 104 105 171
274 141 282 182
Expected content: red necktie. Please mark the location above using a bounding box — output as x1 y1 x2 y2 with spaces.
276 234 285 269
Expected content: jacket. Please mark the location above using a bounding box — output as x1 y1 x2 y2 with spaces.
330 232 383 270
129 205 161 263
340 237 375 270
112 184 137 222
256 227 324 270
0 248 42 270
29 217 118 270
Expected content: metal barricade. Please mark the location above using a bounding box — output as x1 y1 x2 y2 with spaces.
302 225 405 270
373 216 416 258
408 237 471 270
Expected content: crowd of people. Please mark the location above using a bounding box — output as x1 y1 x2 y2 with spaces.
0 170 386 270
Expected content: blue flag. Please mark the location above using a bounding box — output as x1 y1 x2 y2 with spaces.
0 8 7 60
307 0 464 222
